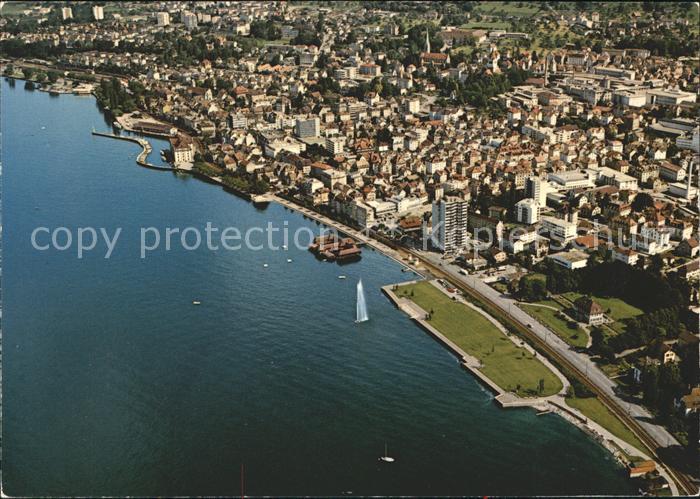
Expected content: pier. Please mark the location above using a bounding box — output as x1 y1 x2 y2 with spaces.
91 131 175 171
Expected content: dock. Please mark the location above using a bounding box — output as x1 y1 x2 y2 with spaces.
91 130 174 171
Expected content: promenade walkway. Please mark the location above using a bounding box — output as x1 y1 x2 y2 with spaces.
381 279 679 491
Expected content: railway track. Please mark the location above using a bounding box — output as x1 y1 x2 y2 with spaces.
407 250 697 495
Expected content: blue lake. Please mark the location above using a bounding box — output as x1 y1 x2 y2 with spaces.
1 78 635 496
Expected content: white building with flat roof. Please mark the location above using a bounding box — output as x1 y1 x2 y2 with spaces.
548 170 593 190
516 198 540 225
156 12 170 26
92 5 104 20
526 176 550 206
182 12 198 30
596 167 638 191
295 117 320 138
325 136 345 155
547 250 588 270
647 88 696 106
541 216 577 243
432 196 469 254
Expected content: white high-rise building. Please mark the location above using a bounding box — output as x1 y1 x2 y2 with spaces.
325 136 345 155
516 198 540 225
61 6 73 20
431 196 469 254
405 98 420 114
156 12 171 27
182 12 198 30
526 176 549 206
295 117 320 138
92 5 104 20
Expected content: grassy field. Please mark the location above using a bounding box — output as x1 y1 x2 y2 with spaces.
0 1 34 16
562 292 643 335
520 302 589 348
566 396 646 455
396 281 562 398
562 292 643 321
473 1 543 17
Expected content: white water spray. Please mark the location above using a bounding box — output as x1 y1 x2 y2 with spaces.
356 279 369 323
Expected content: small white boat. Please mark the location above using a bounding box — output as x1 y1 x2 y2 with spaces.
282 245 288 250
287 258 293 263
378 443 395 463
192 301 201 305
338 275 347 279
41 126 46 130
263 263 269 268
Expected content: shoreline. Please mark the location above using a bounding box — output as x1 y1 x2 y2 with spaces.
102 126 668 484
381 280 665 484
55 80 670 493
91 131 174 171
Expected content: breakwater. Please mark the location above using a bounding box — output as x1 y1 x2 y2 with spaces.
91 131 174 171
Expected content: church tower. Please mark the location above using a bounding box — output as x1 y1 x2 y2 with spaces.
425 30 431 53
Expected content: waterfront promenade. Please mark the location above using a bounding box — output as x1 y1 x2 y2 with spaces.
404 249 687 494
3 66 647 498
382 279 568 408
269 194 422 275
89 129 688 495
381 279 679 492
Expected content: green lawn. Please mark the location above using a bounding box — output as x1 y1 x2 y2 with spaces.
397 281 562 398
566 396 646 455
562 292 643 321
473 1 542 16
520 303 589 348
0 1 33 15
562 292 643 335
264 38 292 46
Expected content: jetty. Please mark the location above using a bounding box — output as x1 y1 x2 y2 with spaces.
91 130 174 171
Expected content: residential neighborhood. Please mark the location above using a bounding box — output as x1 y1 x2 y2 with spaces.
1 1 698 496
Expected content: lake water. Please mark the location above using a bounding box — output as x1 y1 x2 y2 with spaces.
1 78 635 496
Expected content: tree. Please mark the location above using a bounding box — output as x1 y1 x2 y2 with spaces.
631 192 654 212
649 254 664 274
250 20 281 41
642 364 660 407
518 275 547 302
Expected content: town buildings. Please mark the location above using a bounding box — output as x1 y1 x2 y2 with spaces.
432 197 469 254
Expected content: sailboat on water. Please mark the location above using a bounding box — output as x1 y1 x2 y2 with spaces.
355 279 369 323
378 443 395 463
